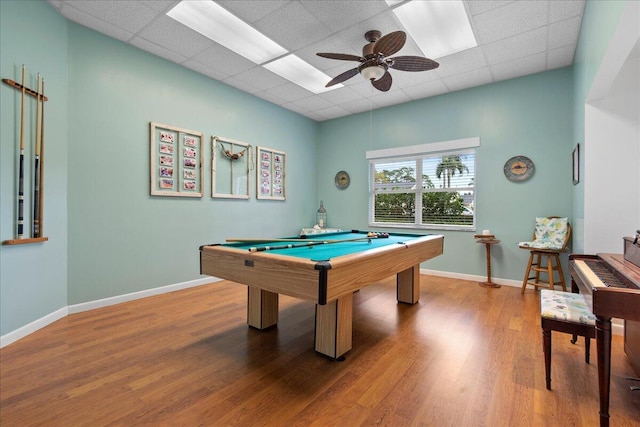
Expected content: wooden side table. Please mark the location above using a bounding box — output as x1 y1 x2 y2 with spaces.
475 235 500 288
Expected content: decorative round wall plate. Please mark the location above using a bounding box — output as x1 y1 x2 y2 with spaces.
335 170 350 189
504 156 534 182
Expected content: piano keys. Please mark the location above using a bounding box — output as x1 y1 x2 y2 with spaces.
569 250 640 427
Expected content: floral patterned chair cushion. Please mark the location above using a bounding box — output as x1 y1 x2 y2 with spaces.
518 217 568 250
540 289 595 325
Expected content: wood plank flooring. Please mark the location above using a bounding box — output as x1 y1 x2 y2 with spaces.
1 276 639 426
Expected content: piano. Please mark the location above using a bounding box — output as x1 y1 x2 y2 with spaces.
569 236 640 427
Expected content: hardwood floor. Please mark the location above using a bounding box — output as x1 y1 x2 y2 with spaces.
1 276 639 426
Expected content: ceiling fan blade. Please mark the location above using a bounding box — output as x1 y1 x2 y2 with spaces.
389 56 440 72
326 67 359 87
371 71 392 92
316 52 364 62
373 31 406 57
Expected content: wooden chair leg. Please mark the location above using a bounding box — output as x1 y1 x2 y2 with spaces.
555 254 567 292
521 253 535 293
546 255 555 290
585 337 590 364
543 328 552 390
534 253 542 286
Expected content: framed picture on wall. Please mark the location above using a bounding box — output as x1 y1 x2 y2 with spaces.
256 146 286 200
150 122 203 197
572 143 580 185
211 136 251 199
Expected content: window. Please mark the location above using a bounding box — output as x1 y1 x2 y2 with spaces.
367 138 477 231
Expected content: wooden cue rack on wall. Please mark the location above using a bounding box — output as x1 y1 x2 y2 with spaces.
2 73 49 246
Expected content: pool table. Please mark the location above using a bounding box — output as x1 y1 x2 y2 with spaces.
199 230 444 359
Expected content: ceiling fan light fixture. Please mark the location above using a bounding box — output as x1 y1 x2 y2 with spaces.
360 65 386 81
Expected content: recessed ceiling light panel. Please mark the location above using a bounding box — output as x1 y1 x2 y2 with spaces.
167 1 287 64
264 55 342 94
388 0 478 59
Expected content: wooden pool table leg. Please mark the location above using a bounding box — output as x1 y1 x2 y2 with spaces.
397 264 420 304
247 286 278 330
315 293 353 360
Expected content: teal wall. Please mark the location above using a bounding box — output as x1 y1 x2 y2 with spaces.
316 69 574 282
65 23 318 304
571 0 627 253
1 0 69 335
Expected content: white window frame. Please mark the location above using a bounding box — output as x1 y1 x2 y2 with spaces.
367 137 479 231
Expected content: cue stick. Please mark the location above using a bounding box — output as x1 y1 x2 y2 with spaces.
38 78 45 236
228 236 378 244
17 65 26 239
32 74 41 237
247 236 376 253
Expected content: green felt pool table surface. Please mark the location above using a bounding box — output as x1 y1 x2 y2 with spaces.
222 230 428 261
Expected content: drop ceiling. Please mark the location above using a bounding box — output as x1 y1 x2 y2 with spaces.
46 0 585 122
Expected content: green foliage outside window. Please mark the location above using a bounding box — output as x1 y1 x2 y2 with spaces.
371 153 475 228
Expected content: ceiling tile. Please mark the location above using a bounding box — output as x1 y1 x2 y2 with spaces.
547 45 576 69
262 82 314 103
483 27 547 66
314 105 352 120
137 15 211 58
490 53 547 82
291 95 335 112
232 67 290 91
435 47 488 78
548 16 582 50
223 76 264 95
140 1 178 13
467 1 514 16
339 98 376 114
318 86 363 105
129 37 187 64
402 80 449 100
549 0 585 22
254 1 332 51
369 89 412 108
217 0 289 24
443 67 493 92
58 4 134 42
182 59 231 82
190 45 256 75
473 0 548 44
300 0 389 32
61 0 158 34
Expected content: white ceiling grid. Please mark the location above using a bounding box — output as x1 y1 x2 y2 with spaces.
47 0 586 121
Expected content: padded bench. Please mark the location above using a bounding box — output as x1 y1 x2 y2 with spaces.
540 289 596 390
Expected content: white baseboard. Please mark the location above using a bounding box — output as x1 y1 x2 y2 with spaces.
0 276 220 349
67 276 220 314
0 306 68 348
421 268 523 288
0 272 624 348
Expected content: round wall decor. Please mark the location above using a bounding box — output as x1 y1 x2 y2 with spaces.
334 170 350 189
504 156 534 182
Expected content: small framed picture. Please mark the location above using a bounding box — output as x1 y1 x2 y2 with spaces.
150 122 203 197
572 143 580 185
256 146 286 201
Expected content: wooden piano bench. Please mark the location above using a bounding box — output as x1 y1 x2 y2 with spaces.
540 289 596 390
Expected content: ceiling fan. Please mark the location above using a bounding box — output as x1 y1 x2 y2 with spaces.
317 30 439 92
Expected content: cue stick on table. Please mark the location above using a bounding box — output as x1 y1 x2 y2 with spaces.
239 236 379 252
